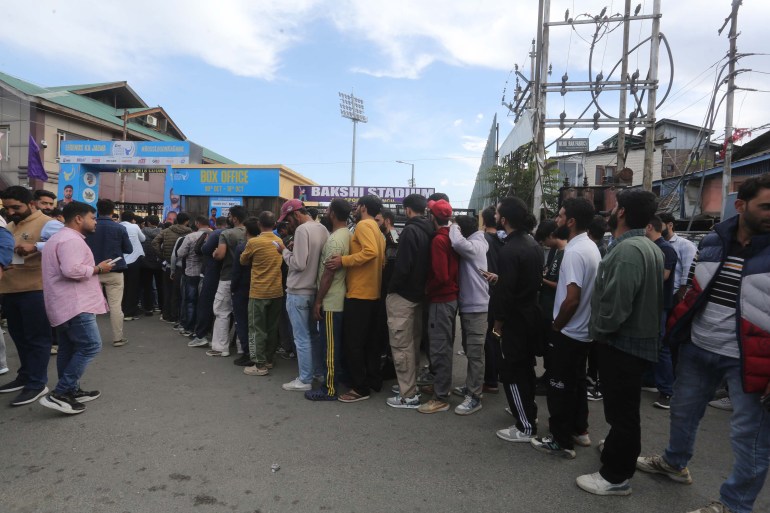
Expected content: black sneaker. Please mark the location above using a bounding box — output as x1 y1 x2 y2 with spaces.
11 386 49 406
587 387 604 401
653 393 671 410
280 351 296 360
233 354 254 366
72 389 101 403
0 378 25 393
39 392 86 414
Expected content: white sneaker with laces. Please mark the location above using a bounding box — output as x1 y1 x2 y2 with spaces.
282 377 311 391
576 472 631 496
386 394 420 409
188 337 209 348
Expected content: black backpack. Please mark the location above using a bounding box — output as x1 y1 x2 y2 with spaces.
141 232 162 270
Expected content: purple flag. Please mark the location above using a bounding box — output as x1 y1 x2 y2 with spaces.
28 135 48 182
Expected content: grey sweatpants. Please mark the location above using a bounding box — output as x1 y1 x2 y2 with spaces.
428 300 458 401
461 312 487 398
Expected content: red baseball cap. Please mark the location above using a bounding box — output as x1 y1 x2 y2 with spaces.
278 199 304 222
427 199 453 220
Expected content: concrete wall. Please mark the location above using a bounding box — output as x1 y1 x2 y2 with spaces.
0 88 31 188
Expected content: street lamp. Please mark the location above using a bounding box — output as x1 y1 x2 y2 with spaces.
396 160 415 187
339 92 368 186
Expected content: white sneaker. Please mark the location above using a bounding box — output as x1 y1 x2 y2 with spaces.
282 378 311 391
188 337 209 348
572 432 592 447
0 367 8 375
576 472 632 496
708 397 733 411
496 425 532 443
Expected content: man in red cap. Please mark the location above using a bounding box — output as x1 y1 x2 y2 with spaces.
418 198 459 414
275 199 328 392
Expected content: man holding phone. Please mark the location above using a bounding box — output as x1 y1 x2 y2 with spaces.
86 199 132 347
636 174 770 513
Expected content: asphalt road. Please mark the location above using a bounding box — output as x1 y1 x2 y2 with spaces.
1 315 767 513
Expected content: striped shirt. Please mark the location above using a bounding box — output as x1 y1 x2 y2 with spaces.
691 251 744 359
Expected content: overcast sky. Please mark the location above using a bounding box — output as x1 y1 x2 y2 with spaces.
2 1 769 207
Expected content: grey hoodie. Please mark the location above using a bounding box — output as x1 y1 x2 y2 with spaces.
448 225 489 314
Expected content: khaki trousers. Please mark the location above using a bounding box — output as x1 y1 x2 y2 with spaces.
99 272 124 342
386 293 423 399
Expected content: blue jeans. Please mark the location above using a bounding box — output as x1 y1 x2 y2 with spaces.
286 293 322 384
664 342 770 513
183 276 200 331
3 291 52 390
54 313 102 395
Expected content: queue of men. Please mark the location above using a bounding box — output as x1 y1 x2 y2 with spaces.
1 174 769 513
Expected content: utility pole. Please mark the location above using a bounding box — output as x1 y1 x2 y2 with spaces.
532 0 550 221
617 0 632 173
721 0 741 218
119 108 127 205
641 0 661 191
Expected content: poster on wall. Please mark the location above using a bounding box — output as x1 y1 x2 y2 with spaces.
56 163 101 207
208 197 242 228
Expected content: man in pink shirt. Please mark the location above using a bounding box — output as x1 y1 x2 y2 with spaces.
39 201 114 415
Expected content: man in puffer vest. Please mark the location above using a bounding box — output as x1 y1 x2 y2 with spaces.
636 173 770 513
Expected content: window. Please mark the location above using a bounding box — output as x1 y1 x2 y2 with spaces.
135 172 149 182
0 125 9 161
595 165 616 185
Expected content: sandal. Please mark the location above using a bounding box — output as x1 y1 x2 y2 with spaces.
338 390 370 403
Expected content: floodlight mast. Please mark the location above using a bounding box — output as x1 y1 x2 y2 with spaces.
339 92 368 186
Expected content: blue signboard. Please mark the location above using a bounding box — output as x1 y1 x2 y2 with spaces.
57 163 101 207
59 140 190 165
163 167 280 219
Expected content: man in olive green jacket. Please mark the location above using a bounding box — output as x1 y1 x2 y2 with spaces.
576 189 664 497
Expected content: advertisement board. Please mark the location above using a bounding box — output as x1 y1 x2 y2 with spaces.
294 185 436 204
59 140 191 165
208 197 242 227
555 138 590 153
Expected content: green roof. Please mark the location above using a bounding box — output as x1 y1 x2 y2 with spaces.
0 71 236 164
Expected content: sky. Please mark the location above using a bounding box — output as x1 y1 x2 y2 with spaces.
2 0 770 208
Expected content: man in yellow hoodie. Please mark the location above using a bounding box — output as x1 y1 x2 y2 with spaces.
327 195 385 403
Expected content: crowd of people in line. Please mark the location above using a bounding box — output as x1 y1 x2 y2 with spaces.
1 173 769 513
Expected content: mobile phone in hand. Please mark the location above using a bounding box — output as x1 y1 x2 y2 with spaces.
108 257 123 264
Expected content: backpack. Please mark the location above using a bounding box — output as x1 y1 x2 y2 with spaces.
141 232 162 270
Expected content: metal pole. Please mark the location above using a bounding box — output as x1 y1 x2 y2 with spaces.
721 0 740 219
351 120 357 186
410 163 415 187
617 0 632 174
119 108 128 204
532 0 550 220
642 0 661 192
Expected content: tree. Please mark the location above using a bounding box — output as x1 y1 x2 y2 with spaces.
486 142 560 217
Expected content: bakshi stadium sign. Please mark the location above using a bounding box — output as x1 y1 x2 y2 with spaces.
294 185 436 204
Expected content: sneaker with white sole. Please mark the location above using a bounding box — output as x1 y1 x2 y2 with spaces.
0 367 8 376
11 386 49 406
635 455 693 484
112 339 127 347
180 330 192 337
572 432 592 447
530 436 576 459
188 337 209 348
686 501 736 513
282 377 312 391
0 378 24 393
72 389 101 403
39 392 85 414
576 472 631 496
386 394 420 409
454 396 482 416
417 399 450 414
708 397 733 411
206 350 229 357
496 425 533 443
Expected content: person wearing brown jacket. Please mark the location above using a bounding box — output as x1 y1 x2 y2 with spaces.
0 186 53 407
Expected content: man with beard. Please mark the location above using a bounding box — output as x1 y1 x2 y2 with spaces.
0 186 53 406
530 197 600 459
276 199 328 391
576 189 663 496
39 202 113 414
636 174 770 513
492 197 543 441
34 190 56 216
58 185 74 207
327 195 385 402
386 194 433 409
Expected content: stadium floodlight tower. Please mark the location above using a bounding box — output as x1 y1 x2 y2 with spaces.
339 91 367 186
